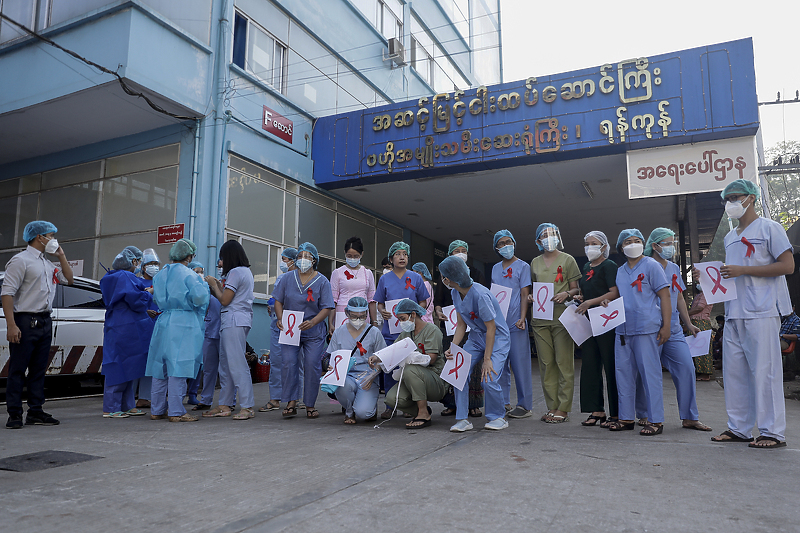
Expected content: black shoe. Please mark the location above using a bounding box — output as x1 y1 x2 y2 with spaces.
6 416 23 429
25 411 60 426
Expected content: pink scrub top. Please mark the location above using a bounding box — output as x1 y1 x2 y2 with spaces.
330 264 376 313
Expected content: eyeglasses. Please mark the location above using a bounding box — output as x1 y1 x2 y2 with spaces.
722 194 746 205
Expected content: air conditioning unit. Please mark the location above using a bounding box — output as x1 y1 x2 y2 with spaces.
385 37 406 66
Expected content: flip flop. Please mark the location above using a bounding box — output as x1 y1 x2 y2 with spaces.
192 403 212 411
102 412 129 418
748 436 787 449
406 418 432 429
282 406 297 418
682 421 712 431
711 430 754 443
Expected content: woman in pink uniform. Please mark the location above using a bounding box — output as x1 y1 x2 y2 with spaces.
329 236 377 332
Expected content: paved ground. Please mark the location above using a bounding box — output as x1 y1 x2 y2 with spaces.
2 361 799 533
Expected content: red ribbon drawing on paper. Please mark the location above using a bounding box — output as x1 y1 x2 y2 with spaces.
52 268 59 285
671 274 683 293
586 269 594 281
503 267 513 278
306 288 314 302
448 350 464 379
631 273 644 292
741 237 755 258
405 277 415 290
469 311 478 320
286 314 297 337
449 308 458 328
393 304 400 326
555 266 563 283
326 354 343 381
356 342 366 355
600 310 619 326
705 266 727 295
344 270 354 280
536 285 549 312
495 290 507 304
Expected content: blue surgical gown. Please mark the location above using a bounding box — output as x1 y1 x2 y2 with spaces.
145 263 210 379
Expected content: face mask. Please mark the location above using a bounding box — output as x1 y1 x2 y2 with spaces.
134 266 142 277
542 236 559 252
623 243 644 259
657 245 675 260
383 268 392 274
145 265 160 277
198 272 204 279
585 245 603 261
454 252 468 263
349 318 366 329
400 319 415 332
346 257 361 268
725 198 748 219
296 258 313 273
44 237 59 254
498 245 515 259
217 267 224 278
279 262 289 273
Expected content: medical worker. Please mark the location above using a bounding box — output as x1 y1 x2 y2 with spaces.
529 223 581 423
698 179 793 449
203 240 256 421
491 230 533 419
259 248 297 412
327 297 386 423
132 248 161 408
440 256 510 432
329 236 377 332
99 248 152 418
194 264 221 411
643 228 712 432
412 262 435 324
374 241 430 418
124 246 143 277
184 261 206 405
273 242 334 420
146 239 209 422
607 229 671 435
574 231 619 428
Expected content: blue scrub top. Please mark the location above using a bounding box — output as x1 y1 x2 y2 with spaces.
491 258 532 327
205 294 221 339
374 269 430 342
272 269 335 338
615 256 669 336
139 278 159 340
662 261 686 337
327 324 386 374
451 283 510 353
269 272 287 333
220 266 254 330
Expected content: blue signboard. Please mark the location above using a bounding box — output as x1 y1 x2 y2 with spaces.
313 38 758 189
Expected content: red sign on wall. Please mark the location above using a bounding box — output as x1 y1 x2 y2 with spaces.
262 105 293 143
157 223 185 245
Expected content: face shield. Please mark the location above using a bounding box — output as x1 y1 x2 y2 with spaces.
537 225 564 252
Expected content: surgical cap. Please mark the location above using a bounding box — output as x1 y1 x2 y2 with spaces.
112 248 136 270
439 255 473 288
298 242 319 263
169 238 197 261
142 248 159 265
644 227 675 257
584 231 610 258
721 179 760 200
535 223 558 251
412 262 432 281
388 241 410 258
616 229 645 249
493 230 515 253
395 298 426 317
346 296 369 313
124 246 143 260
22 220 57 243
188 261 204 271
448 240 469 255
281 248 298 260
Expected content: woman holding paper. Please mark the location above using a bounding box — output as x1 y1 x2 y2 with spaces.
327 297 386 423
574 231 620 428
529 223 581 423
329 236 377 332
608 229 671 435
490 230 533 419
379 299 447 429
643 228 712 432
272 242 334 419
440 256 511 432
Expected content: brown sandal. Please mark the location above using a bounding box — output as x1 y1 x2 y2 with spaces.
306 408 320 419
343 415 356 424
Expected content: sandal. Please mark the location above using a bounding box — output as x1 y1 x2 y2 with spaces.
440 408 456 417
546 414 569 424
202 406 232 418
581 414 607 426
682 421 712 431
600 417 618 429
169 413 198 422
136 400 151 408
608 420 635 431
380 408 393 420
125 408 146 416
282 406 298 418
406 418 432 429
748 436 787 449
306 408 320 419
640 423 663 436
344 415 356 424
711 430 754 443
102 411 129 418
232 408 254 420
469 408 483 418
192 403 212 411
540 411 554 421
259 400 281 412
637 418 649 427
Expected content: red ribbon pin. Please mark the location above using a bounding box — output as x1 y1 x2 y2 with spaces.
306 288 314 302
555 266 563 283
417 343 426 354
741 237 755 258
586 269 594 281
356 342 366 356
600 310 619 326
469 311 478 321
671 274 683 293
503 267 513 278
405 277 415 290
705 266 727 295
536 285 549 312
631 273 644 292
448 349 465 380
344 270 354 280
286 314 297 337
52 268 59 285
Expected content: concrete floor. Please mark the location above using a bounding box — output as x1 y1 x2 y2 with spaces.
2 361 799 533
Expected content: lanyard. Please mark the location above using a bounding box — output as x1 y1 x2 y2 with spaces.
295 270 321 295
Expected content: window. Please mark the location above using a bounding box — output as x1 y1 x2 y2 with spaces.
379 0 402 41
411 36 433 85
232 11 287 93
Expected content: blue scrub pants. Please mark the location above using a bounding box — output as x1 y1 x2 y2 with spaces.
151 376 188 417
281 332 326 408
269 322 282 401
218 326 253 409
132 376 152 401
499 325 533 410
615 333 663 423
186 366 202 401
103 380 135 413
200 337 220 406
335 375 380 419
455 336 508 422
634 334 700 421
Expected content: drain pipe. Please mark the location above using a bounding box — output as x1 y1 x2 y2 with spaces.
189 118 201 240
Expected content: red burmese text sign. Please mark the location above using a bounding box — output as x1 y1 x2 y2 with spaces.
262 106 293 143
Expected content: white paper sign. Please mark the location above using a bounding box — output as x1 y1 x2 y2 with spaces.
373 337 416 372
67 259 84 277
588 297 626 336
320 349 351 387
442 305 470 336
531 282 555 321
278 310 304 346
696 261 737 305
385 298 404 335
334 311 348 330
441 345 473 391
490 283 512 320
558 305 594 346
685 330 713 358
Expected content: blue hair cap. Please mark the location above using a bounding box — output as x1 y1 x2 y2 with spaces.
439 255 473 287
298 242 319 263
616 229 645 249
22 220 57 243
412 262 432 281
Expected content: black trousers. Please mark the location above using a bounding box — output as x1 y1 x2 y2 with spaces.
6 312 52 418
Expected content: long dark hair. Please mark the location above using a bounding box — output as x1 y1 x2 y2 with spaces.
220 240 250 275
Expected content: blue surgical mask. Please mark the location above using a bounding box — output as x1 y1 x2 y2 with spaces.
658 245 675 260
346 257 361 268
217 267 223 278
296 258 313 273
134 266 141 277
145 265 159 277
498 245 515 259
279 262 289 273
